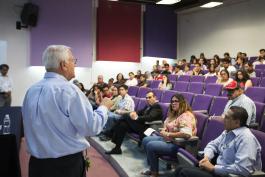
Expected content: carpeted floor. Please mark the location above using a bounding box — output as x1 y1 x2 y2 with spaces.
19 138 120 177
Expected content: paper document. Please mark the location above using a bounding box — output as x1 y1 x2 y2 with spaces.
144 128 156 136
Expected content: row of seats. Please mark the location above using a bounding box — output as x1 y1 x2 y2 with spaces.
129 84 265 103
129 86 265 132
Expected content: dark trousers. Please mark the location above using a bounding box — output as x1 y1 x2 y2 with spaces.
175 165 220 177
111 115 147 148
29 152 86 177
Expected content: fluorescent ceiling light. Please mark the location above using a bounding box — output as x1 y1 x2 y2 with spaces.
200 2 223 8
156 0 181 5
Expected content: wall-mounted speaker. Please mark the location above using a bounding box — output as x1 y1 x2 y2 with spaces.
21 3 39 27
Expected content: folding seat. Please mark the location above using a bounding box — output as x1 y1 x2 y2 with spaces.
251 77 260 87
173 81 189 92
177 118 224 167
160 90 177 103
147 80 153 87
255 64 265 70
132 97 141 110
136 87 151 98
193 112 208 140
168 74 178 82
180 92 194 105
254 101 265 127
259 77 265 87
208 96 228 116
127 86 139 97
188 82 204 94
135 98 147 112
151 88 164 102
204 83 223 96
159 102 170 121
177 75 190 82
250 130 265 172
249 56 258 63
204 76 218 84
191 94 213 113
149 80 161 89
190 75 205 83
245 87 265 103
255 69 263 77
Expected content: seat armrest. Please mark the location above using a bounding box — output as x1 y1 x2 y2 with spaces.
145 120 163 125
193 110 208 114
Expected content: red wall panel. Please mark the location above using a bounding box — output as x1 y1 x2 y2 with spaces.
97 0 141 62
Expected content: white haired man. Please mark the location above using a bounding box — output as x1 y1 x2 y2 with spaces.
22 45 113 177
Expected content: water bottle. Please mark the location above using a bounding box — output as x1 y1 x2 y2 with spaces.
3 114 11 134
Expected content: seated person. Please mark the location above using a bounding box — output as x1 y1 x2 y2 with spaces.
158 75 173 90
244 62 256 78
216 69 233 87
88 84 102 110
235 69 253 90
105 91 163 155
99 84 134 139
183 64 193 75
175 106 262 177
161 63 172 75
192 63 204 76
125 72 138 87
137 74 148 87
204 64 217 77
141 94 196 177
114 73 126 87
223 81 256 126
102 84 112 98
172 65 184 76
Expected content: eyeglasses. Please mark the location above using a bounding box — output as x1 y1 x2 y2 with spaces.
146 96 153 99
171 100 179 103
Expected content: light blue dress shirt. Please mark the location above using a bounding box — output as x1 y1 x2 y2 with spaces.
204 127 262 177
22 72 108 158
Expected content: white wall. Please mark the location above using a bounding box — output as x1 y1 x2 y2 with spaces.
0 0 174 106
177 0 265 60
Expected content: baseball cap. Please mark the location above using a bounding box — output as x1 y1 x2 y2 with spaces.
225 80 239 90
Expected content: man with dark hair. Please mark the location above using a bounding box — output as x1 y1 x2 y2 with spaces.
161 63 172 75
220 58 236 76
175 106 262 177
223 80 256 126
0 64 13 107
105 91 163 154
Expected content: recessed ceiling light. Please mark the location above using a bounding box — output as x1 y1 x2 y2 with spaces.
156 0 181 5
200 2 223 8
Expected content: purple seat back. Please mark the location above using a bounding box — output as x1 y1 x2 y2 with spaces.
255 69 263 77
132 97 140 110
255 64 265 70
135 98 147 112
190 76 205 83
200 118 224 150
254 102 265 126
180 92 194 105
150 80 161 89
209 96 228 116
147 80 153 87
204 76 218 84
260 77 265 87
193 112 208 139
251 129 265 172
161 90 177 103
152 88 164 102
191 94 213 113
251 77 260 86
188 82 204 94
177 75 190 82
128 86 139 96
249 56 258 63
205 83 223 96
136 87 151 98
173 81 189 92
168 74 178 82
245 87 265 103
158 102 170 121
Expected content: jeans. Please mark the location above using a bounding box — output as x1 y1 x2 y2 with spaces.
103 111 122 132
142 135 179 172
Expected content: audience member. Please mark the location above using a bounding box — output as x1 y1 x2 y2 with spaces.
22 45 113 177
102 84 112 98
125 72 138 86
253 56 265 68
190 55 197 65
234 56 245 70
172 65 184 76
110 86 122 112
114 73 126 87
88 84 102 110
105 91 163 155
223 80 256 126
137 74 148 87
219 58 236 77
216 69 233 87
0 64 13 107
183 64 193 75
136 70 142 80
175 106 261 177
235 69 253 90
142 94 196 177
199 58 207 70
244 62 256 78
161 63 172 75
158 75 173 90
204 64 217 77
192 63 204 76
96 75 107 90
108 78 115 90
